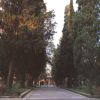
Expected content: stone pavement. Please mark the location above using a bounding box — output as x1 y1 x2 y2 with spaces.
0 98 22 100
0 85 100 100
23 86 99 100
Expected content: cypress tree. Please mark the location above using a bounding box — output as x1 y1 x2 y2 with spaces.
73 0 100 87
53 0 76 87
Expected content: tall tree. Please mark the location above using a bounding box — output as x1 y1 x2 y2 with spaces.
73 0 100 86
53 0 76 87
0 0 55 88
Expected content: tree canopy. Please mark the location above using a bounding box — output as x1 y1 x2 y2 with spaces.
0 0 55 88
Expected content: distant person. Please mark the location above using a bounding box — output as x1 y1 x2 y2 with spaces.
40 81 42 87
53 82 56 88
46 80 48 87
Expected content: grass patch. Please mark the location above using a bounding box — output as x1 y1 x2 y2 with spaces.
0 83 32 96
72 85 96 94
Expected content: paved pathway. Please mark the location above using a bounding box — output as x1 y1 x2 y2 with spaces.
0 98 21 100
23 85 99 100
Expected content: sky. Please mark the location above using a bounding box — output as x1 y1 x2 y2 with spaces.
44 0 78 47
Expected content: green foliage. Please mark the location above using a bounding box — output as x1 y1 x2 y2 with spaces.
52 46 62 85
74 33 97 80
0 0 55 87
53 0 100 88
73 0 100 85
52 0 76 87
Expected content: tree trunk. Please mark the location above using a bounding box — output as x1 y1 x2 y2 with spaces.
67 78 73 88
88 80 94 96
20 72 25 88
6 59 14 88
27 75 33 87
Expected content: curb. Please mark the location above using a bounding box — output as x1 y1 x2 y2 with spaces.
19 89 32 98
66 88 100 98
66 88 93 98
0 96 19 98
0 89 33 98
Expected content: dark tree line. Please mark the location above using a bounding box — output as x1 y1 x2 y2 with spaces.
53 0 100 89
0 0 55 88
53 0 76 87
